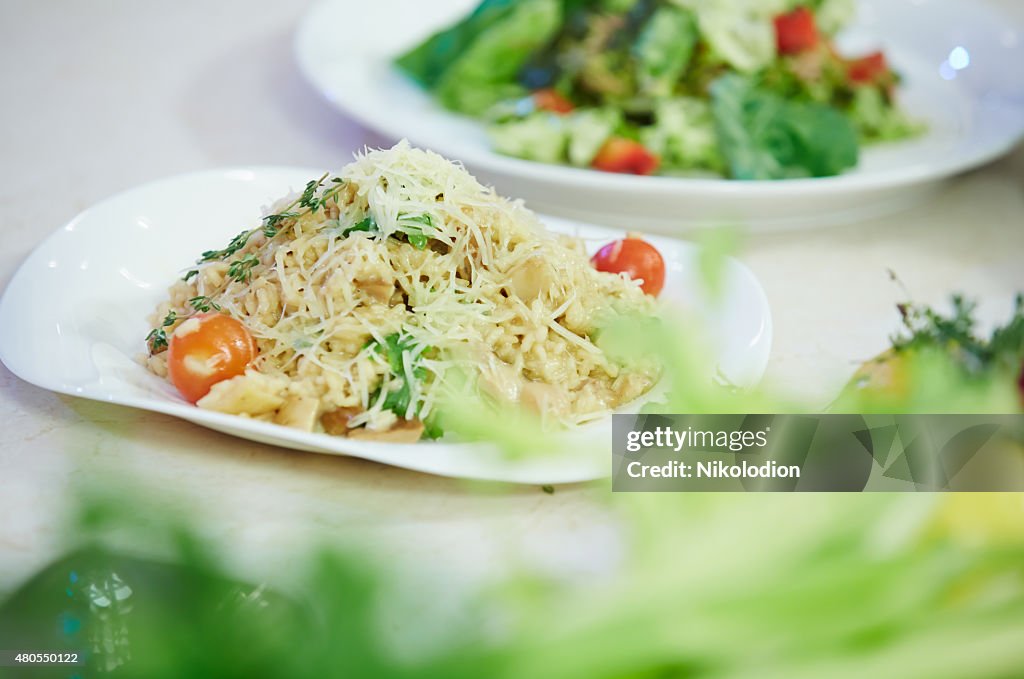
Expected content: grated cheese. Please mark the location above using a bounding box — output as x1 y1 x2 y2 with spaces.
147 142 657 434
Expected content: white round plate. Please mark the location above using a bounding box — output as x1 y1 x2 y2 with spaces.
0 168 771 484
295 0 1024 232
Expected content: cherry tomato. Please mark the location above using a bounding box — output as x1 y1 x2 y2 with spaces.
533 88 574 115
774 7 819 55
847 51 889 84
167 313 257 403
591 138 660 176
591 237 666 296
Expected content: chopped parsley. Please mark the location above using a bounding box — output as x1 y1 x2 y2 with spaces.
329 212 436 251
397 213 435 250
366 333 438 430
342 215 378 237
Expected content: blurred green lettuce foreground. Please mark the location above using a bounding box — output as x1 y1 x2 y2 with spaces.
3 259 1023 676
2 489 1024 679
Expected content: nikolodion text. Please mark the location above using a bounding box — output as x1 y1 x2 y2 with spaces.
623 425 801 480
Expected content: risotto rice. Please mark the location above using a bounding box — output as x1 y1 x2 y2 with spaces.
145 143 656 441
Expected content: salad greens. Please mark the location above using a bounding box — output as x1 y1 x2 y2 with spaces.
397 0 562 115
710 74 858 180
395 0 922 180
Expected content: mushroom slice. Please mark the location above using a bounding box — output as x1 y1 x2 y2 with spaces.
274 396 321 432
358 278 394 304
478 354 521 403
197 371 286 416
321 407 362 436
508 254 554 302
520 380 569 418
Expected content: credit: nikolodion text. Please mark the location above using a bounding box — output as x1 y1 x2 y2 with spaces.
612 413 1024 492
625 459 801 480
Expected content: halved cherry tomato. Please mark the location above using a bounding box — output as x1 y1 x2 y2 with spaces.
533 88 574 115
591 236 665 297
591 138 660 176
774 7 819 55
167 313 257 403
847 51 889 84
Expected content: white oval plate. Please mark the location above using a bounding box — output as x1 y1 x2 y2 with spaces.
0 168 771 484
295 0 1024 232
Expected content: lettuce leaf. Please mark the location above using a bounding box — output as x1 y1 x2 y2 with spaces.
394 0 521 89
710 74 859 180
395 0 562 115
435 0 561 115
633 5 698 98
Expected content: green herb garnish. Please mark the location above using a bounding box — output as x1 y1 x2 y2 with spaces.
227 254 260 283
145 328 168 353
200 230 253 263
145 310 179 353
188 296 221 313
341 215 378 238
326 213 436 250
152 172 347 354
892 294 1024 378
299 173 328 208
262 212 299 239
197 173 345 263
397 213 435 250
367 333 435 424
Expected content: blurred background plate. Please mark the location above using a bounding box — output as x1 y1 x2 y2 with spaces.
0 168 771 484
295 0 1024 233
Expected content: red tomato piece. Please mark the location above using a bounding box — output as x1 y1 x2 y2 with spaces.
591 138 660 176
532 88 575 115
167 313 257 403
774 7 820 55
591 237 666 297
847 51 889 84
